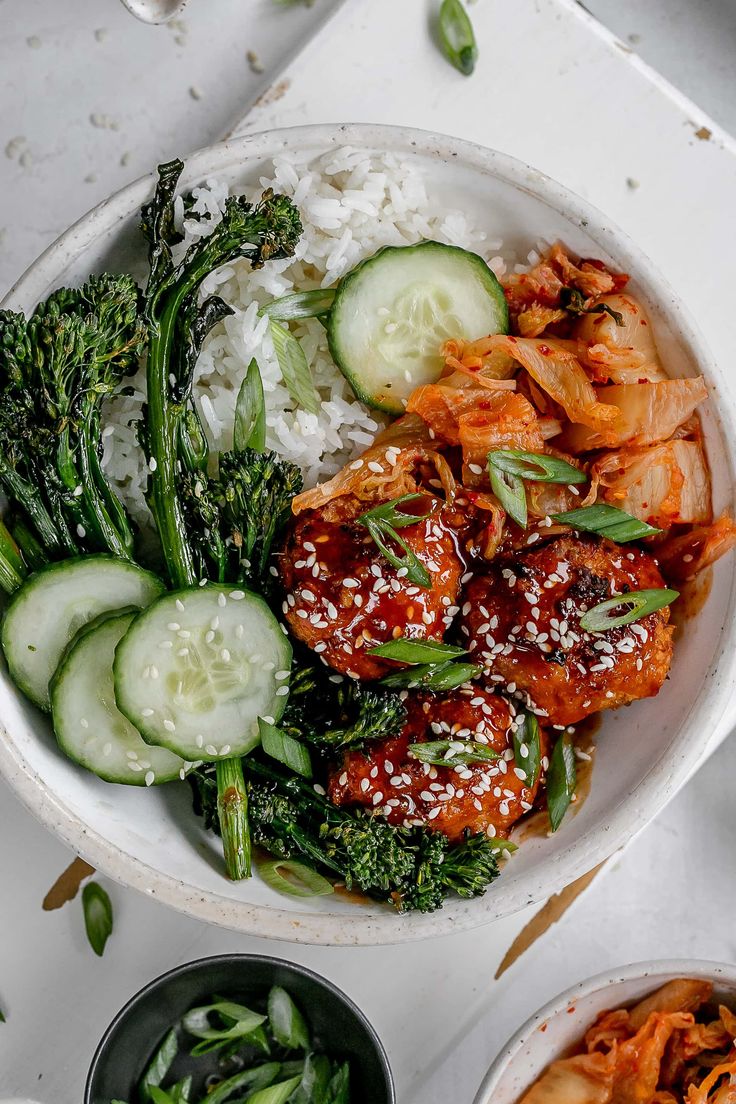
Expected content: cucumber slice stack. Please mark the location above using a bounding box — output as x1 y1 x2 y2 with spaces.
327 239 509 415
1 556 165 711
114 586 292 762
51 611 188 786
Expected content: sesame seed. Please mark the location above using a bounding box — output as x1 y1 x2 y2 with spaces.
275 686 289 697
230 590 245 600
163 719 176 732
145 771 155 787
175 599 185 612
149 457 158 472
205 744 218 755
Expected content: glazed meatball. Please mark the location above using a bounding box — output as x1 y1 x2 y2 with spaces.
328 688 544 840
279 495 465 680
459 535 673 727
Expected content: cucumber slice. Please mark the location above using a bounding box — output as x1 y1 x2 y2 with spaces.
114 586 292 761
51 611 188 786
327 240 509 415
1 556 165 711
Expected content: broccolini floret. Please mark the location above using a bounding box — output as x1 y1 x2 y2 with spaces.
0 273 146 583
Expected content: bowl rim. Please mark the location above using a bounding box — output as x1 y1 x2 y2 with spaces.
2 121 736 945
83 951 396 1104
472 957 736 1104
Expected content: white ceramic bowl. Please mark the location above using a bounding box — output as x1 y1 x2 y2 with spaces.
2 124 736 945
474 959 736 1103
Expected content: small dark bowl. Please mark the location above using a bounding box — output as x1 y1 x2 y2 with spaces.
85 953 395 1104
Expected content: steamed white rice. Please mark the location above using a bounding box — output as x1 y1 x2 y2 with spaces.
102 146 511 524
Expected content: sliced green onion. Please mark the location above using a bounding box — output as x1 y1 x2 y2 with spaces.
487 838 519 855
547 733 577 832
356 495 436 589
148 1088 177 1104
367 637 466 663
139 1028 178 1103
296 1055 332 1103
553 503 662 543
363 518 432 589
380 659 479 691
182 1000 266 1053
488 463 527 528
438 0 478 75
512 712 541 786
268 986 310 1051
259 719 312 779
489 449 587 484
579 587 678 632
234 357 266 452
261 288 336 321
327 1062 351 1104
247 1076 303 1104
82 881 113 957
269 319 321 415
357 493 436 530
259 859 335 898
407 739 501 766
165 1076 192 1104
204 1065 282 1104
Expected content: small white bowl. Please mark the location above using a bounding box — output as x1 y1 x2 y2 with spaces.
474 959 736 1104
2 124 736 944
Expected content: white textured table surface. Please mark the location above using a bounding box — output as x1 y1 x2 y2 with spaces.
2 2 736 1102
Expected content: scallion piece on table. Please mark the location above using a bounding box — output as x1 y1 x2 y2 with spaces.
488 449 586 529
269 319 321 415
512 712 541 786
81 881 113 957
438 0 478 76
547 733 577 832
579 587 678 633
268 986 310 1050
553 503 662 543
259 859 335 898
259 718 313 779
261 288 336 321
367 637 466 663
407 739 501 766
356 494 437 589
234 358 266 453
380 659 479 691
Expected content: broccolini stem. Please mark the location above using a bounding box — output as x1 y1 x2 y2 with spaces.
216 757 251 880
0 518 26 593
146 277 199 589
0 463 66 557
83 414 135 558
10 519 46 572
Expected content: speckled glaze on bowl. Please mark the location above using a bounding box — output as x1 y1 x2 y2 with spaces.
84 953 395 1104
2 124 736 945
473 959 736 1104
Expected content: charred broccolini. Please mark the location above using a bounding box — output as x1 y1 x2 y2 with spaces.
0 274 145 585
